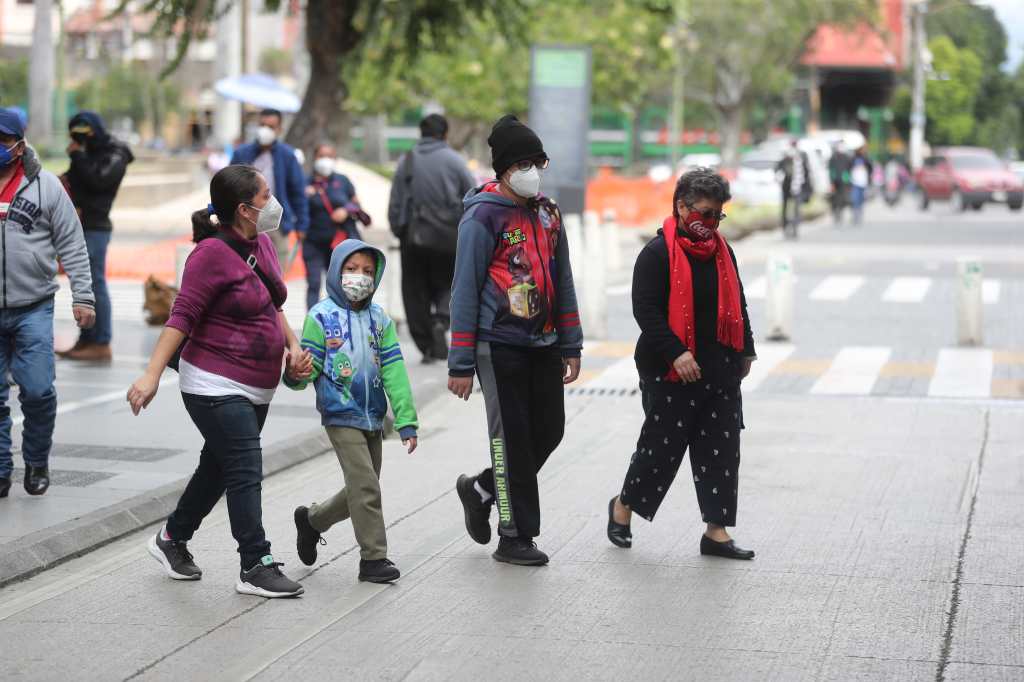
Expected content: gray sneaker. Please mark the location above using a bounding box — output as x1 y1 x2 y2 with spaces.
148 531 202 580
236 556 304 598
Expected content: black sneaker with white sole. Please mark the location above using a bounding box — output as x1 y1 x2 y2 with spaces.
236 556 304 598
358 558 401 583
147 531 202 580
492 537 549 566
294 505 326 566
456 474 492 545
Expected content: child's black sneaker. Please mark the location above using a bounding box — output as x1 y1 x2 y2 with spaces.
147 531 202 580
358 558 401 583
493 537 549 566
236 556 304 598
456 474 492 545
294 505 326 566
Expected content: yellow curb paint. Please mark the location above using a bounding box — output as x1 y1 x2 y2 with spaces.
771 359 832 376
991 378 1024 399
584 341 636 358
993 351 1024 365
879 362 935 378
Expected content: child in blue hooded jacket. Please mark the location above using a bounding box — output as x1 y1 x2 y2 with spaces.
286 239 418 583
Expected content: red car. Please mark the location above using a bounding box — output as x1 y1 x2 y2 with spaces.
916 147 1024 212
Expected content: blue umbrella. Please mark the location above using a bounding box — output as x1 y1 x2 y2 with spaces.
214 73 301 113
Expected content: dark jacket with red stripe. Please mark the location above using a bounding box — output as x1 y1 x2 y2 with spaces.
448 183 582 377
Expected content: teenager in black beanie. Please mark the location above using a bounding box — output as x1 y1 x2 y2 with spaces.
447 114 582 566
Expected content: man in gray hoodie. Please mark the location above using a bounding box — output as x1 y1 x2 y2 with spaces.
387 114 476 364
0 109 95 498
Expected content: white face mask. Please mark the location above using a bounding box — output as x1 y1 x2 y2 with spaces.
314 157 335 177
341 273 374 302
244 196 284 234
256 125 277 147
507 166 541 198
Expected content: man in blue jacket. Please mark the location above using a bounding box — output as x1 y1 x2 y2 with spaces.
230 109 309 268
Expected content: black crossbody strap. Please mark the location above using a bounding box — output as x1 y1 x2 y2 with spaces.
213 233 287 309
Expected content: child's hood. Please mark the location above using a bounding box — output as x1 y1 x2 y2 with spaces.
326 239 386 310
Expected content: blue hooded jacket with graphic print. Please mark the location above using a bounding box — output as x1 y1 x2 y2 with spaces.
284 239 418 439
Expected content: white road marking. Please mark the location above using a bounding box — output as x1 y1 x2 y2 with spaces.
12 376 180 427
809 275 865 301
741 343 795 392
606 283 632 296
927 348 993 398
585 356 640 390
982 280 1000 305
882 277 932 303
810 346 891 395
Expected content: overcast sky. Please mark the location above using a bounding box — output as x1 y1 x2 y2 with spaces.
975 0 1024 72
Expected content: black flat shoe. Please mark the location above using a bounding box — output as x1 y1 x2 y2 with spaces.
0 477 10 498
607 496 632 548
700 534 755 560
24 465 50 496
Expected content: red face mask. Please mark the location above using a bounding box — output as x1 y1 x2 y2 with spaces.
680 209 719 242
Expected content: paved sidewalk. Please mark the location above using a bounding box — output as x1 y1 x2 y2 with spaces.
0 293 450 586
1 365 1020 680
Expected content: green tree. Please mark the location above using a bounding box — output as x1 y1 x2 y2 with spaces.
676 0 877 167
0 59 29 109
925 0 1010 129
924 36 982 145
74 64 180 136
125 0 528 159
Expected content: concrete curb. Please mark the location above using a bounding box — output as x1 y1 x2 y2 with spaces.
0 429 333 589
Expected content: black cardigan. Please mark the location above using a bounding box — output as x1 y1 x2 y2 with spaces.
632 231 755 380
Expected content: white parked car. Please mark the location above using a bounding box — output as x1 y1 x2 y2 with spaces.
731 149 784 206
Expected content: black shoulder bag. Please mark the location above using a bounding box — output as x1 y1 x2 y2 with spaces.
167 233 286 371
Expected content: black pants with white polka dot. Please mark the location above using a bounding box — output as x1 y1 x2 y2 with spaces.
619 375 743 527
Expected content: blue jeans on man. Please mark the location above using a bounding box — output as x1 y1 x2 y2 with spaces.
0 298 57 479
78 230 112 345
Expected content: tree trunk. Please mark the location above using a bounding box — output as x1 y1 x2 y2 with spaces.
717 104 744 170
28 0 55 147
284 0 360 166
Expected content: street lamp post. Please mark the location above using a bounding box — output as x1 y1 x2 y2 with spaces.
909 0 928 171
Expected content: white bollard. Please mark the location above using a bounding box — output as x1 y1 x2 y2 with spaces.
582 210 608 339
175 244 194 288
384 242 405 324
765 252 794 341
956 257 983 346
602 208 623 272
564 213 584 286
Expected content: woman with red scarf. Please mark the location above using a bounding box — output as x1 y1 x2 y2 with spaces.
606 168 757 560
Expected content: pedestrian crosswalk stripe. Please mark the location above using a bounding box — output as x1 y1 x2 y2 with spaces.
882 277 932 303
741 343 795 391
579 341 1021 400
983 280 1000 305
744 276 766 300
809 275 865 301
927 348 994 398
810 346 891 395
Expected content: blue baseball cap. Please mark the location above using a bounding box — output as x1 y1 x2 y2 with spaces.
0 108 26 138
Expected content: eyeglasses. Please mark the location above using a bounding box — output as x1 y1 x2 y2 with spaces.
686 205 727 222
513 157 550 172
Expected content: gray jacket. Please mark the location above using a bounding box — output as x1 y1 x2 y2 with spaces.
1 147 94 310
387 137 476 245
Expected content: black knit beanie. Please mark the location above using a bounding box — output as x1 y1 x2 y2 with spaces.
488 114 547 179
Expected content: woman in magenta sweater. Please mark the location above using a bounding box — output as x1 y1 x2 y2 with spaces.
128 165 313 598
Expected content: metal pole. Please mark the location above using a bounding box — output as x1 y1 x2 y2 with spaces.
54 0 67 141
28 0 55 147
240 0 250 135
669 0 687 170
909 0 927 171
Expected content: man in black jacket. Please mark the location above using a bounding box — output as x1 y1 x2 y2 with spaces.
387 114 475 363
775 140 812 240
59 111 134 362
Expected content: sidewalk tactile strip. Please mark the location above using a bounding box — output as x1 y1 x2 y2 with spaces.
566 387 639 397
12 468 116 487
50 444 184 462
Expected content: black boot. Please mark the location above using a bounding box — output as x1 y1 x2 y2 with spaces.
24 465 50 496
0 477 10 498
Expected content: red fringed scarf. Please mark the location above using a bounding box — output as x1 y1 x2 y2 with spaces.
663 215 744 382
